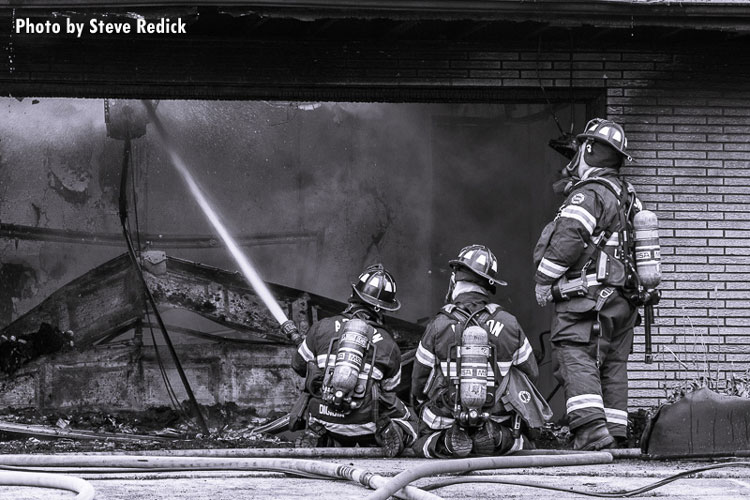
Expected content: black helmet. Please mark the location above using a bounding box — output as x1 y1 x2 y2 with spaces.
351 264 401 312
449 244 507 289
576 118 633 162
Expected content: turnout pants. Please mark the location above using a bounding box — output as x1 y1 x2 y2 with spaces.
551 291 637 439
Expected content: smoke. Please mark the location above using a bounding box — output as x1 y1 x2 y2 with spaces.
1 97 582 333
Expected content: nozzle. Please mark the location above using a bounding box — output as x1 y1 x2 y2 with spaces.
281 320 304 345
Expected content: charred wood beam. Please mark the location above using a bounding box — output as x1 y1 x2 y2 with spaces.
1 254 146 348
147 256 423 348
140 322 282 345
0 223 322 250
0 252 423 352
0 419 174 443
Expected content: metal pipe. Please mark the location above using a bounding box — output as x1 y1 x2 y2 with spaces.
0 222 320 249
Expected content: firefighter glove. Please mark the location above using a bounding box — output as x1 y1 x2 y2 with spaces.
535 283 553 307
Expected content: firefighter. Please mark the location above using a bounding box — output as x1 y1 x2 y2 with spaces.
291 264 417 456
411 245 543 458
533 118 642 450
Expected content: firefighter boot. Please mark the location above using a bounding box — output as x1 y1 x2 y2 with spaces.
437 423 473 458
573 420 615 451
471 420 514 456
295 421 326 448
376 419 405 458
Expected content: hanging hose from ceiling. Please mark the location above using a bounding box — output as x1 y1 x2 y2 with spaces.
116 128 209 436
0 470 95 500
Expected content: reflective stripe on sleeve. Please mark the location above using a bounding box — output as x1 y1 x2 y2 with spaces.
538 257 568 279
560 205 596 234
297 340 314 363
415 342 436 367
512 338 534 365
381 366 401 391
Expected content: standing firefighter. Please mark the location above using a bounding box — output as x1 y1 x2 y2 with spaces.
533 118 660 450
291 264 417 456
412 245 549 458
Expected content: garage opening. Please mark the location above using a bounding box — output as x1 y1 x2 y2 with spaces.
1 96 593 412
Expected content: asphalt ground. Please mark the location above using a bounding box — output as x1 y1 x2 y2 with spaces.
6 457 750 500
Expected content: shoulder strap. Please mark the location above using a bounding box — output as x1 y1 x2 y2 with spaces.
575 177 622 199
440 303 494 328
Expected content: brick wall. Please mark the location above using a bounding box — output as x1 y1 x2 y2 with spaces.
2 29 749 410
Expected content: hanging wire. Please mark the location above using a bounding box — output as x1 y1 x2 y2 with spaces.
536 35 565 136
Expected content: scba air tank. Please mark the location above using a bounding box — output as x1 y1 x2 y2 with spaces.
459 325 491 412
633 209 662 289
330 319 372 405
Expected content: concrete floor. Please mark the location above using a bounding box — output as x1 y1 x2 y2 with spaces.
7 458 750 500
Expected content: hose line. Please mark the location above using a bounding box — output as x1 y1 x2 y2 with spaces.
0 470 95 500
365 452 614 500
0 455 437 500
421 461 750 498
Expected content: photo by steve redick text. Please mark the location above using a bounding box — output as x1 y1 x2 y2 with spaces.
14 17 187 36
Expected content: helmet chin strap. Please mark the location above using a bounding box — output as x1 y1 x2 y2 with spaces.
444 272 457 304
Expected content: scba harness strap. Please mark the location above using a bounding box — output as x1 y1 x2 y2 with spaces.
573 176 639 291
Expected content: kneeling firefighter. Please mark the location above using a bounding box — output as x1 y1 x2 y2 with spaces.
411 245 551 458
290 264 417 456
533 118 661 450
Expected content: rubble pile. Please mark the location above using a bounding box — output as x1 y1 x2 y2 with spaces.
0 404 291 453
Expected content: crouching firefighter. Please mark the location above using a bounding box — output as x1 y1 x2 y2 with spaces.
533 118 661 450
412 245 551 458
290 264 417 456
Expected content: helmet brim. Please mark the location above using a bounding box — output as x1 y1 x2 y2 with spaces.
351 284 401 312
576 132 634 162
448 260 508 287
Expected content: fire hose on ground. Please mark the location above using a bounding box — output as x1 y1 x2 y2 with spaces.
4 451 750 499
0 452 613 500
0 470 95 500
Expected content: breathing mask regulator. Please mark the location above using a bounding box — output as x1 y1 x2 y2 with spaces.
321 318 377 412
446 311 497 428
